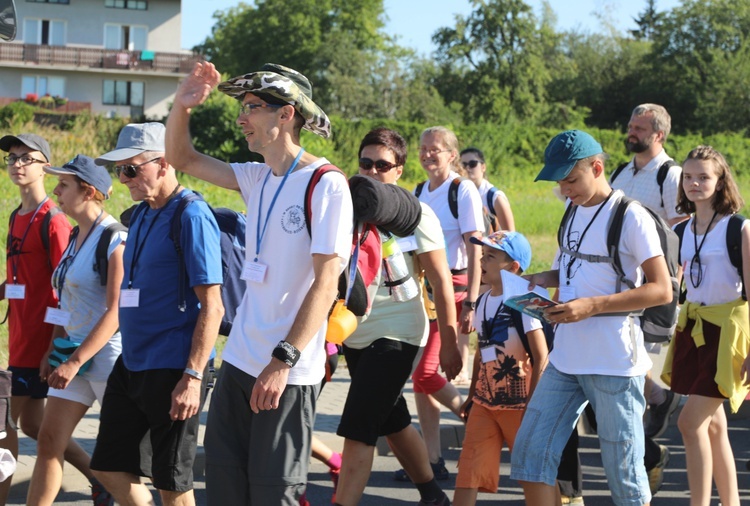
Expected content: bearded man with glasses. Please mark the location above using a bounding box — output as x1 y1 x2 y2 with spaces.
88 122 224 506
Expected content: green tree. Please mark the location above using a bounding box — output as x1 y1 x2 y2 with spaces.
432 0 555 123
647 0 750 132
629 0 665 41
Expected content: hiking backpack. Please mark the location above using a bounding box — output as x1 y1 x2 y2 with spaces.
673 214 746 302
0 369 14 439
610 159 678 209
476 291 555 366
557 194 680 343
304 164 381 318
415 178 499 234
6 203 64 270
169 193 246 337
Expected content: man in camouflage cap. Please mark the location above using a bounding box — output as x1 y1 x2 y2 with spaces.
166 61 352 504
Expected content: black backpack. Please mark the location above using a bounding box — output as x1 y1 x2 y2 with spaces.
128 192 247 337
673 214 746 302
476 291 555 366
557 194 680 343
415 178 498 234
610 159 678 209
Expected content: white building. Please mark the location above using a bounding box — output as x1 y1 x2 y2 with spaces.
0 0 198 118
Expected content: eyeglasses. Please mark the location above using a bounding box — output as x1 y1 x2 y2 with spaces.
238 102 283 116
461 160 482 169
114 157 161 179
419 148 451 157
4 154 46 167
359 158 400 173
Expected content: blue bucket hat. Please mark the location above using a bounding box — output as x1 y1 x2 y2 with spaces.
45 154 112 199
470 231 532 272
535 130 603 182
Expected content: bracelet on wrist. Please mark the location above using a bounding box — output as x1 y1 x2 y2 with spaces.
463 300 476 310
272 341 301 368
183 368 203 380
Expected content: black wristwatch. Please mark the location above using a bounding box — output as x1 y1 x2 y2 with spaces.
272 341 301 368
463 300 476 310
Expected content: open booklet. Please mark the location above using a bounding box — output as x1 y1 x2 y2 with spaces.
500 270 558 323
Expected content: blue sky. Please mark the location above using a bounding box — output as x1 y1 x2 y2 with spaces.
181 0 681 52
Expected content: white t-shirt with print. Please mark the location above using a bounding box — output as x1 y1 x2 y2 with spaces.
224 158 353 385
415 172 483 270
346 203 444 350
551 190 662 376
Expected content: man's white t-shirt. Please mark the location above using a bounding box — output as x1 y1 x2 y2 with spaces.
415 172 483 270
224 158 353 385
551 190 662 376
610 149 685 222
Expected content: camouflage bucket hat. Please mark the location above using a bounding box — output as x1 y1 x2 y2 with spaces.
218 63 331 139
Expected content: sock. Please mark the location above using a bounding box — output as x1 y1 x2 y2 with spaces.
415 478 443 502
327 451 342 471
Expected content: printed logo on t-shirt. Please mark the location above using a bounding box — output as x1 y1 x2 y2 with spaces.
281 205 305 234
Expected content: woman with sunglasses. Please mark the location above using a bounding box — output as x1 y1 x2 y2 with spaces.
460 147 515 231
662 146 749 506
334 128 459 506
27 155 125 506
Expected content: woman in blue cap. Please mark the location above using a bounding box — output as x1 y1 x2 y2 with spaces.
27 155 125 506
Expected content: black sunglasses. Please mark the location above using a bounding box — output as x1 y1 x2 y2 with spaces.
114 157 161 179
461 160 481 169
359 158 400 173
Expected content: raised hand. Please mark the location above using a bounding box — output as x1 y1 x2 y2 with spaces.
174 61 223 111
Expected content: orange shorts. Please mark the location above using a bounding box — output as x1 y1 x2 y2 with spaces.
456 403 524 493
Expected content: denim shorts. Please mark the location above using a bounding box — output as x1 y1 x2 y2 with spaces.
510 364 650 506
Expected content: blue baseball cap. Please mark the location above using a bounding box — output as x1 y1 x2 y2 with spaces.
535 130 603 182
45 154 112 199
470 231 532 272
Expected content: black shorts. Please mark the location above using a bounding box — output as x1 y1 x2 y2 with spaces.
90 356 206 492
337 338 420 446
8 366 48 399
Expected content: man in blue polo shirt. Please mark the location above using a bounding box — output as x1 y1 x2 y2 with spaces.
89 122 224 506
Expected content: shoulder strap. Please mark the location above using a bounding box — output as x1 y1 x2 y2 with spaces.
609 161 629 184
94 222 127 286
656 160 678 207
508 307 533 361
414 181 426 198
727 213 746 300
605 195 634 292
40 205 64 268
486 186 498 216
448 177 463 220
673 219 689 304
556 202 577 248
5 205 20 255
169 192 203 311
304 164 345 238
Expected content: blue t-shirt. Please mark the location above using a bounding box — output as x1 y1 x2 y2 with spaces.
120 189 222 371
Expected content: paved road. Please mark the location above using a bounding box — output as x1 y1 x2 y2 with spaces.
6 363 750 505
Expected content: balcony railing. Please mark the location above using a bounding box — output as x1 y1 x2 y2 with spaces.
0 44 202 73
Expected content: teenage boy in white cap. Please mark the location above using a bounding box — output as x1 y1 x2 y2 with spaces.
0 134 100 504
508 130 671 506
166 61 352 504
88 122 224 506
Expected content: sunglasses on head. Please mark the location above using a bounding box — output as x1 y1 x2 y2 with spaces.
461 160 481 169
114 157 161 179
359 158 400 173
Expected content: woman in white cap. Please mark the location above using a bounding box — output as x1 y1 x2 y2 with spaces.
26 155 125 506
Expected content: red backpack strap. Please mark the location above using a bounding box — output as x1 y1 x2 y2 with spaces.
304 164 345 237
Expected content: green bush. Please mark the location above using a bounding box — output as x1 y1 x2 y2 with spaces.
0 101 36 127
